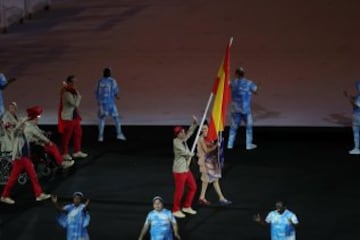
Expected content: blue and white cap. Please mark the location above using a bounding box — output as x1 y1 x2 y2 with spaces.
152 196 164 203
73 192 84 197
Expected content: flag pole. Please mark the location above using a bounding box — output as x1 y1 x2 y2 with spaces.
218 131 223 167
190 93 214 155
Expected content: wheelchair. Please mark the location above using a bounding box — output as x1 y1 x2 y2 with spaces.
0 144 58 186
31 143 59 178
0 152 13 185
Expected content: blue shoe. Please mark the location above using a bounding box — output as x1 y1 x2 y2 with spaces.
219 199 232 206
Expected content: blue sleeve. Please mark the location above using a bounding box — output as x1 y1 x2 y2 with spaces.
0 73 8 87
63 204 72 212
56 213 68 229
145 212 152 224
83 212 91 227
112 79 119 96
250 81 257 92
355 96 360 108
265 211 272 223
231 81 237 96
289 212 299 224
168 210 176 224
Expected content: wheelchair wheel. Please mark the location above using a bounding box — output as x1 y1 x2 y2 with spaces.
41 166 52 177
18 174 28 185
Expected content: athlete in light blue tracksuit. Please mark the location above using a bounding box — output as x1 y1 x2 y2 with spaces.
0 73 7 118
95 68 126 142
227 67 258 150
345 81 360 154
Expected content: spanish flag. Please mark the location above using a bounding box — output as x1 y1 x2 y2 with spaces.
206 39 232 142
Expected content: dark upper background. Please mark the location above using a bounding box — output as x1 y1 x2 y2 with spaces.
1 0 359 126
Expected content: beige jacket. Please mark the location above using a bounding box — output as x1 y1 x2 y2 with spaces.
61 91 82 120
1 111 19 152
11 118 50 160
24 121 50 144
172 123 197 173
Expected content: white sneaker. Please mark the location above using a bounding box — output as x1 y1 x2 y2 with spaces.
73 151 88 158
227 145 233 149
1 196 15 205
182 207 197 215
349 148 360 155
117 133 126 141
63 154 72 161
173 211 186 218
36 193 51 201
246 143 257 150
98 136 103 142
61 160 74 169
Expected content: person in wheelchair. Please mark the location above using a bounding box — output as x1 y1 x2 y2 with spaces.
24 106 74 170
1 102 19 153
1 103 74 170
0 102 19 186
1 106 52 204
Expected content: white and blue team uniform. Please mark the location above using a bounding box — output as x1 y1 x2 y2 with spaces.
145 209 177 240
57 203 90 240
349 81 360 154
265 209 299 240
95 76 125 141
0 73 8 118
227 76 257 149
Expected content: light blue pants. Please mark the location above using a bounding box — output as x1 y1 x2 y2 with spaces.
352 114 360 149
98 116 123 139
0 103 4 119
227 112 253 148
353 125 359 149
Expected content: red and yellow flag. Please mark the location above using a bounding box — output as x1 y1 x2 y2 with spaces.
206 39 232 142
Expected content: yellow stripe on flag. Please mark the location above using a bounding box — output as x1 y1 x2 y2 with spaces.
207 40 231 142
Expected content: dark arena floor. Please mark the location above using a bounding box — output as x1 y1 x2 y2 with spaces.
0 126 358 240
1 1 360 239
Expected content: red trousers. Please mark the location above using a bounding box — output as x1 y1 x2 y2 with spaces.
61 119 82 155
2 157 43 198
43 143 63 166
172 171 197 212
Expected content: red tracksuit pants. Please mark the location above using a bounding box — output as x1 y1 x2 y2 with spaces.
61 119 82 155
1 157 43 198
172 171 197 212
43 143 63 166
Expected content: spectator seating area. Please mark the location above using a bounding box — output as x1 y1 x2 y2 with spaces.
0 0 51 33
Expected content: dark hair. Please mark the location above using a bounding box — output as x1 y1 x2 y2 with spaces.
235 68 245 77
66 75 75 83
275 200 287 207
200 120 209 136
103 68 111 78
